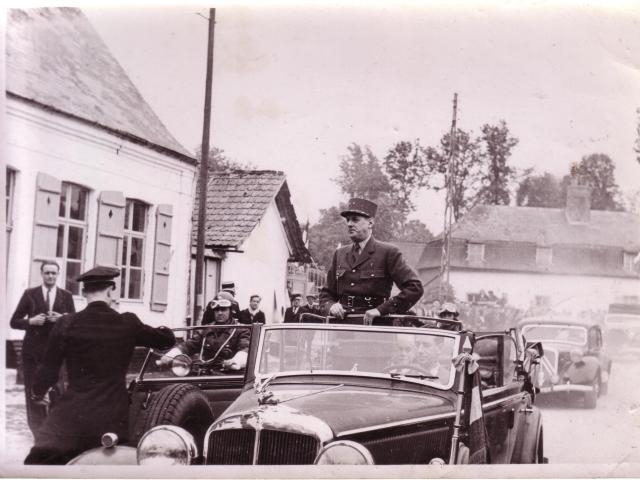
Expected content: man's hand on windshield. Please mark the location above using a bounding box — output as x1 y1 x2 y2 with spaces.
329 302 345 319
222 351 248 371
156 347 181 366
363 308 381 325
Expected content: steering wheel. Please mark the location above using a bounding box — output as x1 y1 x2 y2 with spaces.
383 364 432 376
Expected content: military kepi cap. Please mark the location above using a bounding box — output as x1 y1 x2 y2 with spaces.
76 266 120 285
340 198 378 218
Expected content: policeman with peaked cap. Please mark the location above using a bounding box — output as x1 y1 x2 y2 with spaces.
319 198 424 324
24 266 176 465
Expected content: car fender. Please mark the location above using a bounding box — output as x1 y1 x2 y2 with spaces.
511 406 542 464
566 356 600 384
67 445 137 465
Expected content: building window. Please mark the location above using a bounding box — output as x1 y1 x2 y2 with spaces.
623 252 636 273
467 242 485 263
121 199 148 300
536 246 552 266
57 182 89 295
6 168 16 270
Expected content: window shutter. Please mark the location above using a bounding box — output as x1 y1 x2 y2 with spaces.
95 191 125 268
30 173 61 286
150 204 173 312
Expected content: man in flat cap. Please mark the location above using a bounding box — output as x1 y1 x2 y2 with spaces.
24 266 176 465
319 198 424 324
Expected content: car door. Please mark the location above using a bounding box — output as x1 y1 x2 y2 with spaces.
474 333 527 464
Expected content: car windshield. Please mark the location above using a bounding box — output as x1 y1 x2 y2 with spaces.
256 325 458 389
522 324 587 345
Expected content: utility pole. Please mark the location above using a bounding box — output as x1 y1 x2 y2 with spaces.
194 8 216 325
439 93 458 302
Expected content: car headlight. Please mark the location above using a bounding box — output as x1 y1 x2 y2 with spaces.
314 441 374 465
137 425 197 466
171 354 192 377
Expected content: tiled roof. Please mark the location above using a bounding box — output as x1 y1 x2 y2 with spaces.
450 204 640 250
193 170 287 249
6 8 193 162
390 241 427 270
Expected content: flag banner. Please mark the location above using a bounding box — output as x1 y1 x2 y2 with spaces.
466 368 489 464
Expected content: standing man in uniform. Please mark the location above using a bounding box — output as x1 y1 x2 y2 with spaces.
319 198 424 324
24 266 176 465
10 260 75 437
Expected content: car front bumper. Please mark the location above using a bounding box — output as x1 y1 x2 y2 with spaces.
539 384 592 394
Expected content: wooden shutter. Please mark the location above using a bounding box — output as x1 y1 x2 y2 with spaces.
95 191 125 268
150 204 173 312
30 173 61 286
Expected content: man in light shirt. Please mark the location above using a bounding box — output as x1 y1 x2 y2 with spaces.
10 260 75 437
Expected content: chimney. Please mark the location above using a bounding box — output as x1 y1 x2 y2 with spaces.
565 181 591 224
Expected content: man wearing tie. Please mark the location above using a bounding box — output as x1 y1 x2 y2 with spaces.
10 260 75 437
319 198 424 324
283 293 305 323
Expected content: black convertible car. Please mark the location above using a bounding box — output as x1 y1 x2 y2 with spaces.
69 314 546 466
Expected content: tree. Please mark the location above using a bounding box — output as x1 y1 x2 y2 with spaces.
196 146 255 173
423 128 484 220
307 206 349 269
516 172 564 207
394 219 434 242
475 121 519 205
383 140 428 216
568 153 622 211
335 144 390 200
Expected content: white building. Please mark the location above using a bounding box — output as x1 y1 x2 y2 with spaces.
192 171 311 323
418 185 640 314
5 7 197 337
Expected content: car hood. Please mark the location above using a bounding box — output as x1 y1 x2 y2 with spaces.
218 381 454 436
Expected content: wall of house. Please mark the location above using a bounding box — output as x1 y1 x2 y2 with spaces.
219 200 291 323
5 99 196 338
448 269 640 312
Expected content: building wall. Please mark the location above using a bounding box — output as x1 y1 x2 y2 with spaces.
5 99 196 338
446 269 640 312
218 201 291 323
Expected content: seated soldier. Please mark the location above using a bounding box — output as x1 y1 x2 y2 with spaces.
160 297 249 371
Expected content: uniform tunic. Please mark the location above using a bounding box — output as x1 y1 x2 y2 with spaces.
28 301 175 455
179 322 250 367
319 237 424 315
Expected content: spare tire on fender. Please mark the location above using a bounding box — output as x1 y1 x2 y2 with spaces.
141 384 214 456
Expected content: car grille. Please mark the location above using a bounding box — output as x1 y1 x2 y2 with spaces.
557 352 572 376
207 428 319 465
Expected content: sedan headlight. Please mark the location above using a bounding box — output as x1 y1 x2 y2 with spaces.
314 441 374 465
137 425 197 466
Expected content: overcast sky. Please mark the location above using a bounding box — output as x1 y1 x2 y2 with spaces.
81 2 640 233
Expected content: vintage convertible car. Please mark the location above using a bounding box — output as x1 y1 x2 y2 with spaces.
69 315 546 466
519 316 612 408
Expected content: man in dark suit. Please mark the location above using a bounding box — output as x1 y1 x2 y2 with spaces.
239 295 266 324
10 260 76 437
283 293 305 323
319 198 424 324
24 266 176 465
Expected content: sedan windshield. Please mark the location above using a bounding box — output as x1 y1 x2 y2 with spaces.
522 324 587 345
257 326 457 388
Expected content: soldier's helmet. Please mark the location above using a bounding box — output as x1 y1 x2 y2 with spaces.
438 302 460 320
